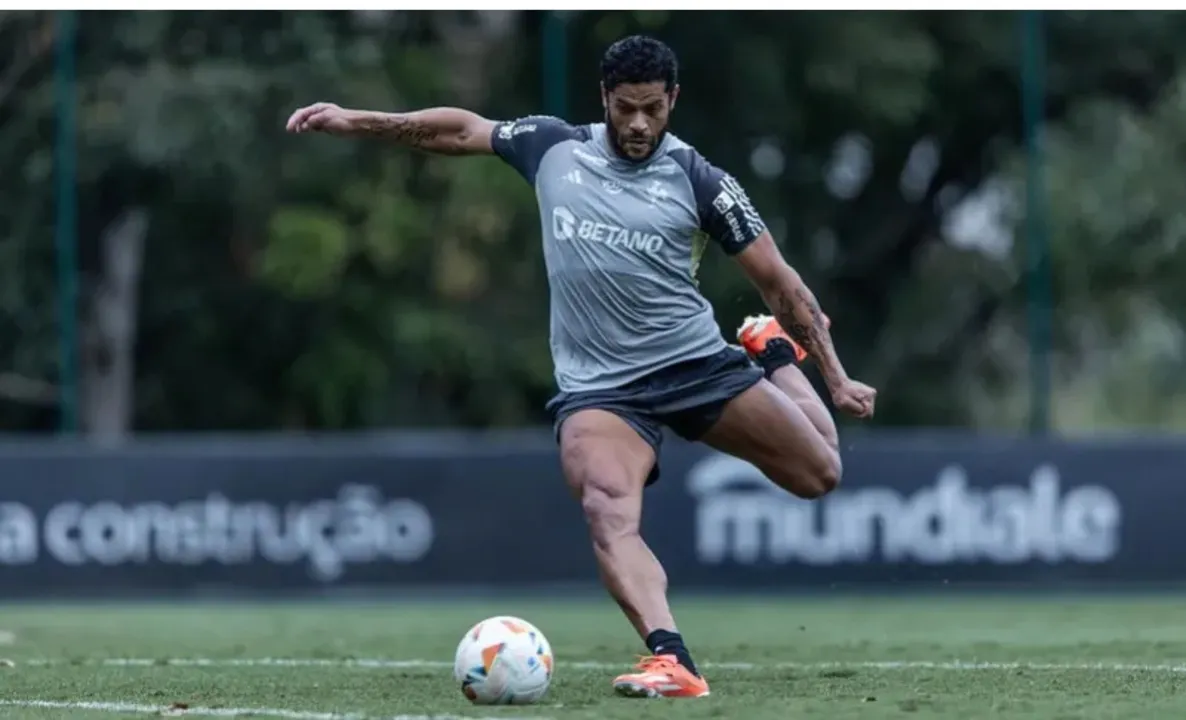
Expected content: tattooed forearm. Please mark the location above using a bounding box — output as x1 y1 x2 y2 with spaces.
353 114 440 148
343 108 489 155
773 286 848 387
776 287 824 350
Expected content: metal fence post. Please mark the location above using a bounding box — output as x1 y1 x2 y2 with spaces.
55 9 79 434
1022 9 1051 435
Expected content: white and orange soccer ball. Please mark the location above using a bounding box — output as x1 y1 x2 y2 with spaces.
453 615 554 705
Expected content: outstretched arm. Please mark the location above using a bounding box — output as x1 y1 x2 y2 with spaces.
286 102 496 156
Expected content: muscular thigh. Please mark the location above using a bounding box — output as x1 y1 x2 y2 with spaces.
770 363 839 451
559 410 657 535
700 379 839 497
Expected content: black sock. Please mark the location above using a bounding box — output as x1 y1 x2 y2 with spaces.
645 629 699 677
753 337 799 379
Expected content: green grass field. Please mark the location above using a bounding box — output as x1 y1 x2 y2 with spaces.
1 595 1184 719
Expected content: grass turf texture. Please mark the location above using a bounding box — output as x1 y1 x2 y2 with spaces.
1 595 1184 718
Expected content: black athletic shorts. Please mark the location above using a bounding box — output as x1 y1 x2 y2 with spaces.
546 346 764 486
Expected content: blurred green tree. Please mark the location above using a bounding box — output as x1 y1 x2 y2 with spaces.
2 10 1186 434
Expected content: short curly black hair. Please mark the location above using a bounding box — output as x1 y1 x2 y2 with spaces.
600 35 678 93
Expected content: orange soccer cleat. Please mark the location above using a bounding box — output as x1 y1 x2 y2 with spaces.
737 313 830 364
612 655 711 699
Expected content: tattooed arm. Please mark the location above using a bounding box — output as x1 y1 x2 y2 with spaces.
286 103 496 156
681 152 876 417
735 232 849 389
675 149 848 388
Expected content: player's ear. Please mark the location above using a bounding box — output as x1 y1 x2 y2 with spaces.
668 84 680 112
600 82 609 111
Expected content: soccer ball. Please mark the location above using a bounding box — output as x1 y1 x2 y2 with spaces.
453 615 554 705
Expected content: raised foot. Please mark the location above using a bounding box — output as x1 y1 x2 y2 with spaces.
736 312 830 363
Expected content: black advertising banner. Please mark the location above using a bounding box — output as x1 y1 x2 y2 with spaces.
0 436 594 595
0 433 1182 596
646 436 1186 587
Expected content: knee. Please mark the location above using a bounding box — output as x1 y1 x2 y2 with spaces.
769 448 841 500
806 452 842 498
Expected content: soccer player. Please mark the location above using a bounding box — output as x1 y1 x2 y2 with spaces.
287 35 876 699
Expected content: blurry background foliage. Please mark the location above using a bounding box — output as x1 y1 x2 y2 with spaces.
4 10 1186 435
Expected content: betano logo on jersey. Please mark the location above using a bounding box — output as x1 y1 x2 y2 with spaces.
552 206 664 254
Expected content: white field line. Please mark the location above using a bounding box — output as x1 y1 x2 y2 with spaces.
14 657 1186 673
0 699 542 720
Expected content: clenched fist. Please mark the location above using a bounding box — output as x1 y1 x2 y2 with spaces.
830 378 877 419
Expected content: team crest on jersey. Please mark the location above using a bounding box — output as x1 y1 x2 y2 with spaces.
602 179 624 195
646 180 669 205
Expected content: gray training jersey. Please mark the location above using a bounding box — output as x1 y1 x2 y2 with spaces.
490 116 768 393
